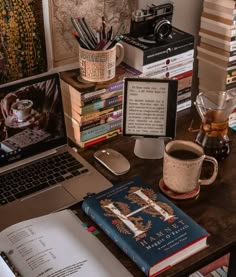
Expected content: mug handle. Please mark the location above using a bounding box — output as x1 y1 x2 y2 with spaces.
115 43 124 67
199 155 218 185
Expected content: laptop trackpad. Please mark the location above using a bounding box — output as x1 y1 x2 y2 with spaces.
22 186 77 216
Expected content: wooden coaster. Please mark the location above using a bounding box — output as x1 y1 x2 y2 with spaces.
159 178 200 200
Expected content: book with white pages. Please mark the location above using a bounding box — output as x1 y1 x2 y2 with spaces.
0 209 133 277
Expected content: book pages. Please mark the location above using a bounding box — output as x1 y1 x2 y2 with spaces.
0 210 133 277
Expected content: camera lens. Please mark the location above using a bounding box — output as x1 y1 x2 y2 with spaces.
154 19 172 41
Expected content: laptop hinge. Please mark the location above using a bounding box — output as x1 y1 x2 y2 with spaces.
0 148 61 174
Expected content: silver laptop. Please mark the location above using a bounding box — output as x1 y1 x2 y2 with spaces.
0 73 112 231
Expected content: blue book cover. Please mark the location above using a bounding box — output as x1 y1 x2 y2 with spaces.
82 176 209 277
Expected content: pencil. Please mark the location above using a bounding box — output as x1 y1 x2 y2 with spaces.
102 16 106 39
82 17 97 45
72 32 90 49
78 17 96 49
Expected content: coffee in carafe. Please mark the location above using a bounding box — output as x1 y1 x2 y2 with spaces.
195 91 236 160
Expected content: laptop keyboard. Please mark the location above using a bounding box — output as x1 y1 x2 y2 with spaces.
0 152 89 206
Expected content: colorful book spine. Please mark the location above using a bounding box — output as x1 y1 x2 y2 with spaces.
177 87 191 102
177 98 192 112
80 110 123 131
69 128 122 148
177 75 193 91
144 61 193 80
142 49 194 74
172 70 193 80
81 95 123 114
64 104 123 124
83 87 123 106
65 116 122 142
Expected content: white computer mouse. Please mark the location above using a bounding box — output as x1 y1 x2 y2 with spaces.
94 148 131 175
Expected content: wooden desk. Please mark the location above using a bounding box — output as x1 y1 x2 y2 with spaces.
72 107 236 277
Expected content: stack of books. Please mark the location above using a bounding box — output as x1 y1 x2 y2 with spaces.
59 63 141 148
197 0 236 93
120 26 195 112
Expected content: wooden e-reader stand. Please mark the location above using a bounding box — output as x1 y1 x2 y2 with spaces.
123 78 178 159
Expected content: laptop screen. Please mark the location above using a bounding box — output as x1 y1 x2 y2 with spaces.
0 73 67 166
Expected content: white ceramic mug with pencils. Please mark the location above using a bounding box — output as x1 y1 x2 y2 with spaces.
78 43 124 82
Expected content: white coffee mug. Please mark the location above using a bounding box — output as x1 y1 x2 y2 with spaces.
163 140 218 193
11 99 33 122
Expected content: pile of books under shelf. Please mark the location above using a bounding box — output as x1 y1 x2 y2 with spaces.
120 26 195 112
197 0 236 94
59 63 141 148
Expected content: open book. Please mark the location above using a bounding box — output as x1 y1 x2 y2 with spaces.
0 209 133 277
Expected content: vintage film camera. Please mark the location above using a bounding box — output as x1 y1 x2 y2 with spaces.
130 3 174 42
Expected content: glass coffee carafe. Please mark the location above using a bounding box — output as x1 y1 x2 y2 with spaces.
195 91 236 160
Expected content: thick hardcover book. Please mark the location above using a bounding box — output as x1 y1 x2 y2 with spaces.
63 102 122 124
120 27 194 70
144 59 193 80
177 99 192 112
177 75 193 91
204 1 236 15
59 63 141 107
199 79 236 92
177 87 191 102
200 17 236 37
204 0 236 9
62 93 123 115
0 209 132 277
202 11 236 28
199 42 236 61
82 176 209 277
200 28 236 42
199 78 236 92
64 116 122 142
139 49 194 74
197 57 236 92
68 128 122 148
65 109 122 131
203 3 236 19
81 95 123 114
172 70 193 81
197 49 236 69
142 57 194 76
80 111 122 131
200 35 236 52
198 59 236 87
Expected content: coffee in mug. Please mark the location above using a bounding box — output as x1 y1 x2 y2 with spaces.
163 140 218 194
168 149 200 160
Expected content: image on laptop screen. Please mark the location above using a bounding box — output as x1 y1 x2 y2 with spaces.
0 73 67 166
